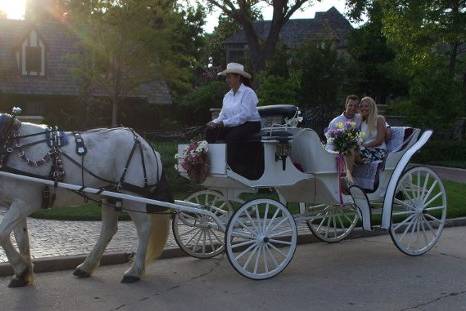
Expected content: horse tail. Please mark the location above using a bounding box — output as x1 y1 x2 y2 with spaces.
145 213 170 264
144 170 172 264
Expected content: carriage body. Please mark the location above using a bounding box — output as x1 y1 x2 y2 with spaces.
175 106 447 280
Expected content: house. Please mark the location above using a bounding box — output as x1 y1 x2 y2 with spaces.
0 0 171 126
224 7 353 64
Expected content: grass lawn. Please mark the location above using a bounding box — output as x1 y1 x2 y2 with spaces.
30 180 466 221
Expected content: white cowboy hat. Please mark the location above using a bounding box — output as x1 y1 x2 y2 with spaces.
217 63 251 79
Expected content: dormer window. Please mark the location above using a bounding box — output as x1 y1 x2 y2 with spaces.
16 29 46 76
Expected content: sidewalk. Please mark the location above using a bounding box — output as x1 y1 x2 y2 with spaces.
426 164 466 184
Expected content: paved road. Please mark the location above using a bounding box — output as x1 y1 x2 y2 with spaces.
427 165 466 184
1 226 465 311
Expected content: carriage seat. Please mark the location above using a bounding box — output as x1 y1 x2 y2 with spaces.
258 105 299 127
246 129 293 143
352 127 416 192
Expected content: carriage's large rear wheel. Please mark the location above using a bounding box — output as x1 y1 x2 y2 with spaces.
305 203 359 243
225 199 297 280
172 190 232 258
390 167 447 256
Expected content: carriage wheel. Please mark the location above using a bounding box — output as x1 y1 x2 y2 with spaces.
390 167 447 256
225 199 297 280
306 203 359 243
172 190 233 259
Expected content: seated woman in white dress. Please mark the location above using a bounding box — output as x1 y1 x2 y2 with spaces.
358 96 388 164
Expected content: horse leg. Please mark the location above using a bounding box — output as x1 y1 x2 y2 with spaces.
121 205 151 283
0 200 36 287
73 204 118 278
12 219 34 285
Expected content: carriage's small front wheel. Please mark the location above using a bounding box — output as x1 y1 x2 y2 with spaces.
305 203 359 243
225 198 297 280
172 190 232 259
390 167 447 256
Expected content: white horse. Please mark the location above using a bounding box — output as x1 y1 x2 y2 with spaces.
0 113 170 287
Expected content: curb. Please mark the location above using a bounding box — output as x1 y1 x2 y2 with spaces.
1 217 466 277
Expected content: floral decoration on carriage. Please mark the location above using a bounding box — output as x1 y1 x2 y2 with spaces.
175 140 209 183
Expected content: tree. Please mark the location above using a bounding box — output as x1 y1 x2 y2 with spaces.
346 1 408 104
205 0 319 72
67 0 178 127
347 0 466 78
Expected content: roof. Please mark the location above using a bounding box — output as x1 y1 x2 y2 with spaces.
224 7 353 48
0 19 171 105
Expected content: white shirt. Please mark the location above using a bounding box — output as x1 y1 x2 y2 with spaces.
361 121 386 150
213 83 261 127
325 113 362 140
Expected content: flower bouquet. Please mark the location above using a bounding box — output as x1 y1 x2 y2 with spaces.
175 140 209 183
326 121 363 155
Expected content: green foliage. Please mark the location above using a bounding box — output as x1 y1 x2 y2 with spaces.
203 14 241 68
177 81 228 125
291 41 349 115
256 74 298 106
347 1 408 102
413 139 466 164
389 60 465 130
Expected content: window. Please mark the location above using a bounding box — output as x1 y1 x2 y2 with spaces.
17 29 46 76
26 47 42 73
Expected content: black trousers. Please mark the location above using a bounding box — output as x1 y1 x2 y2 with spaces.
205 121 262 178
205 121 261 144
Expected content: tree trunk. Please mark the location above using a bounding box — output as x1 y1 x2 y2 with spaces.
448 41 459 78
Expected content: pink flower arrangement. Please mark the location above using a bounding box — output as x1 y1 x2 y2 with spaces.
176 140 209 183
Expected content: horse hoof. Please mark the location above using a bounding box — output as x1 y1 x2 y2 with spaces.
73 268 91 278
8 276 29 288
121 275 140 283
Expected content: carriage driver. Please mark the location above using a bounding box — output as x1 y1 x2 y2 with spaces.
206 63 261 173
206 62 261 143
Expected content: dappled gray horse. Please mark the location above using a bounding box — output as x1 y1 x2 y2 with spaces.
0 111 170 287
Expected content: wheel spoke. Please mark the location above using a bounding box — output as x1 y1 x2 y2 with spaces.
398 216 415 243
178 226 198 237
268 216 290 234
268 242 287 258
231 230 254 239
265 244 279 267
184 228 201 246
231 239 255 249
424 205 446 212
265 208 280 232
422 180 438 204
244 209 260 234
393 213 415 232
262 204 270 233
253 245 261 274
394 198 416 210
269 229 293 238
210 229 223 244
262 246 269 273
235 243 257 261
269 238 292 246
424 192 443 208
420 218 429 246
242 245 259 270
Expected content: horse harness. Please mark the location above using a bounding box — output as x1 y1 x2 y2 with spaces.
0 113 171 212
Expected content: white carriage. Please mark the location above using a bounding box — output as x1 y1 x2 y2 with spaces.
174 105 447 280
